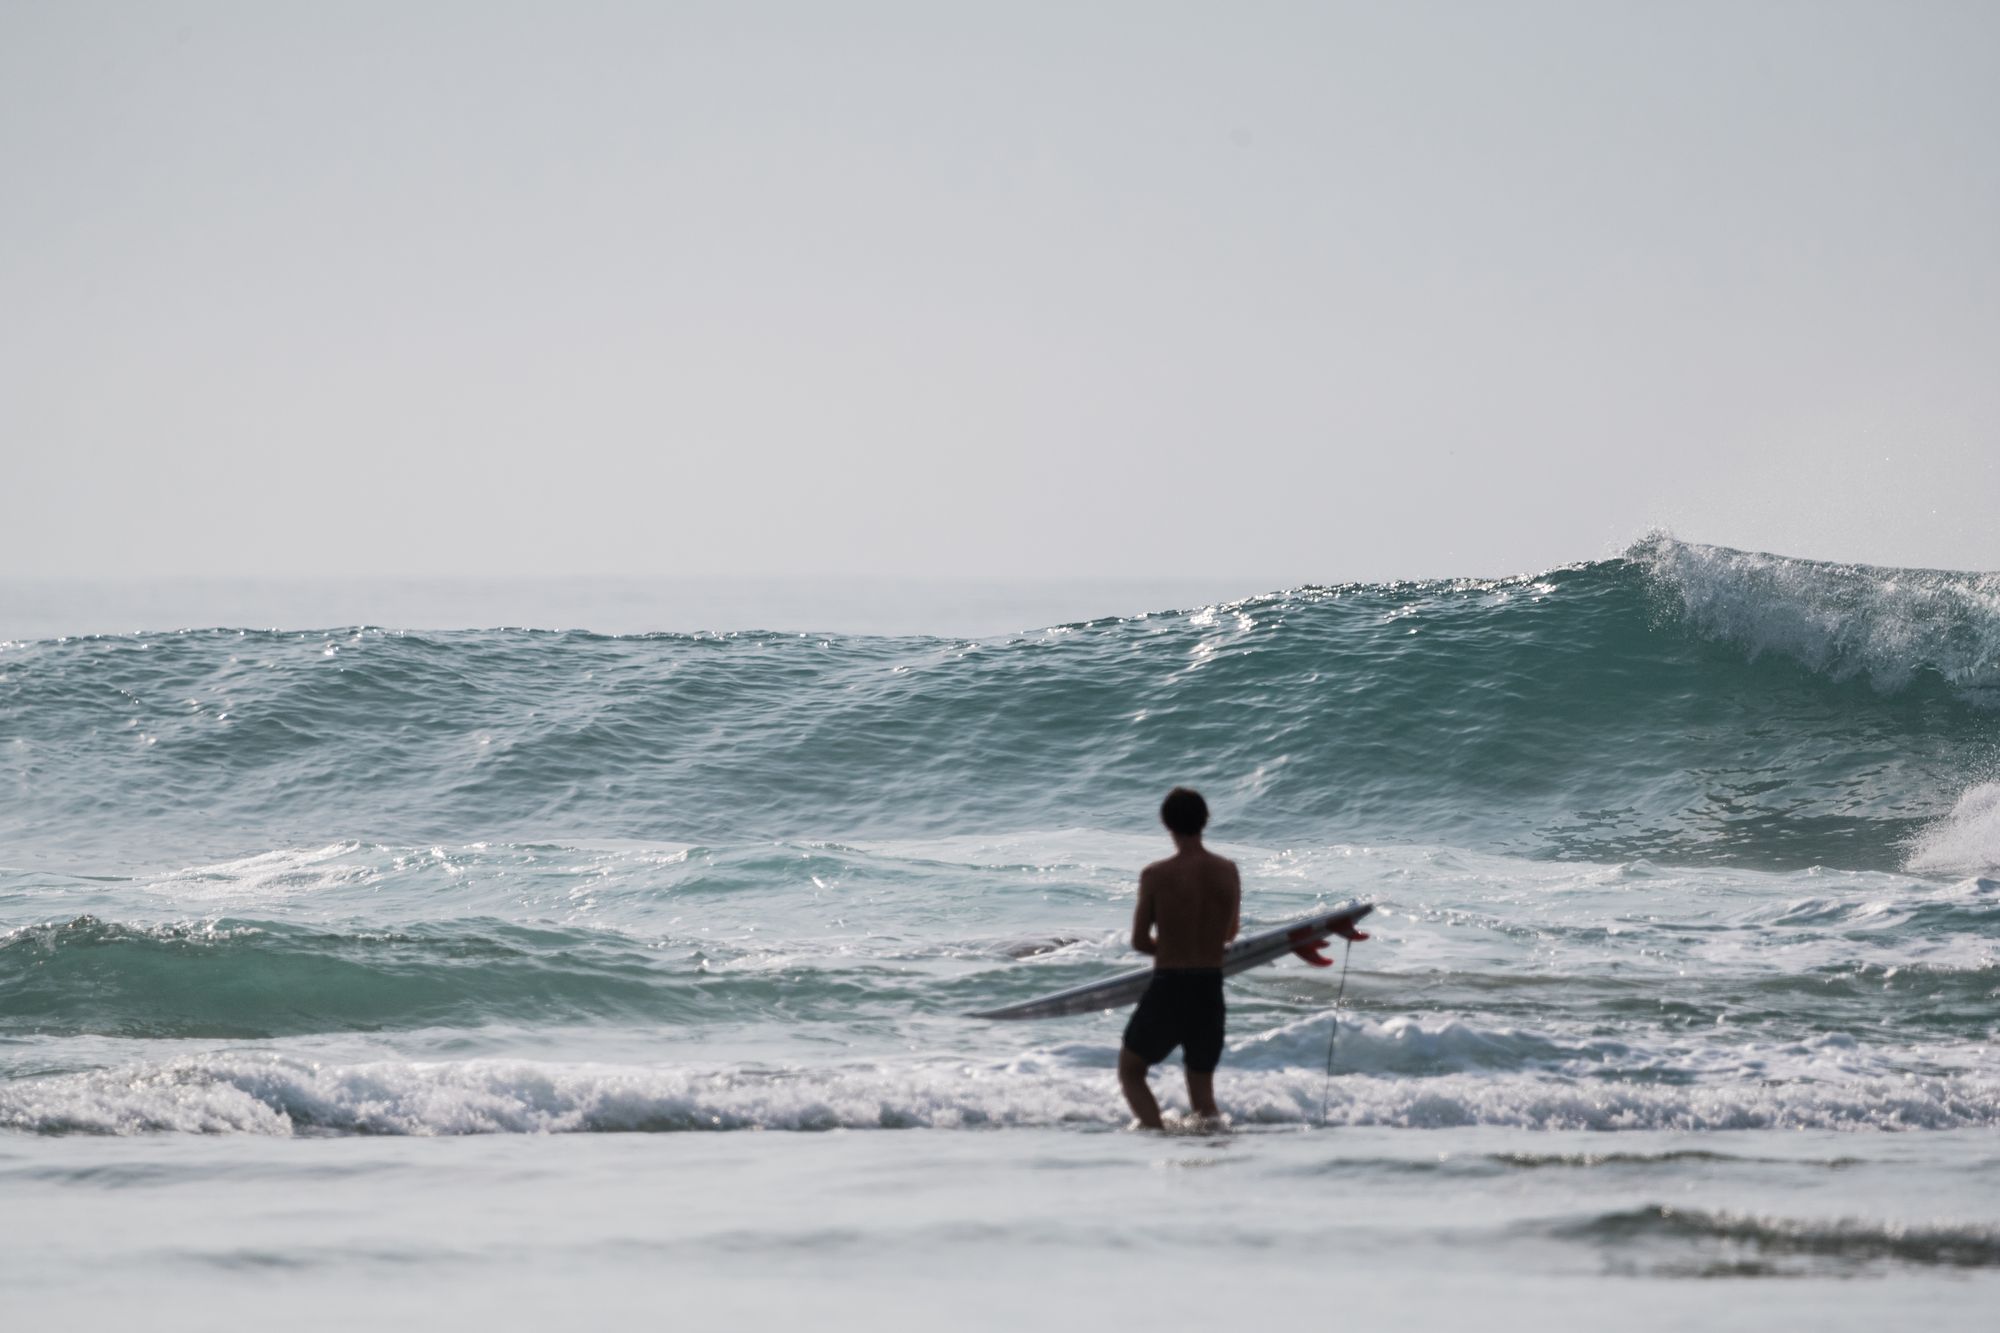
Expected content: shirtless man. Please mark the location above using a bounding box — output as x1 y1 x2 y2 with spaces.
1119 786 1241 1129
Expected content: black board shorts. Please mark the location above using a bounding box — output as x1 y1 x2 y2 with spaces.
1121 968 1225 1073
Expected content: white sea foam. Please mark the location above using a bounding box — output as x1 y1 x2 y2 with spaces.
1630 532 2000 693
1907 782 2000 874
152 842 380 902
6 1051 1997 1137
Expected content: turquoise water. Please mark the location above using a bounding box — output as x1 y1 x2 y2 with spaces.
3 535 1998 1326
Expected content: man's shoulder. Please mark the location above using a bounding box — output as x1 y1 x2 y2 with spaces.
1142 852 1238 882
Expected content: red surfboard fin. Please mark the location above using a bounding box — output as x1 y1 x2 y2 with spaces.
1287 918 1370 964
1287 926 1335 967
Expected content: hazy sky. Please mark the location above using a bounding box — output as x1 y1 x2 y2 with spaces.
4 1 1995 581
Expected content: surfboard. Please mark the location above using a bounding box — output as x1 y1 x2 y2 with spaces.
967 901 1372 1020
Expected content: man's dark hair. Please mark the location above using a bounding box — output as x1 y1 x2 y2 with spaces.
1160 786 1209 837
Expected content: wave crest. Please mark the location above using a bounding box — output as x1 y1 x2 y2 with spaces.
1632 533 2000 696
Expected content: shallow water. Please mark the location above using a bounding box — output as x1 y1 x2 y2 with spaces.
6 1129 1997 1330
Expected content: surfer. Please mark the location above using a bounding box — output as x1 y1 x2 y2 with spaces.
1119 786 1240 1130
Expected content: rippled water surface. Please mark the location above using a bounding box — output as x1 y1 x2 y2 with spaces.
3 537 1997 1327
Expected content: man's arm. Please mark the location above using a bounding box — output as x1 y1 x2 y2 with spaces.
1130 868 1157 956
1226 861 1241 943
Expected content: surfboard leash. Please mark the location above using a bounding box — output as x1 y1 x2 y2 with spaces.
1319 937 1354 1129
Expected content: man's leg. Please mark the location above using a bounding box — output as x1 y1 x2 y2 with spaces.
1183 978 1225 1121
1184 1068 1219 1120
1119 1048 1163 1129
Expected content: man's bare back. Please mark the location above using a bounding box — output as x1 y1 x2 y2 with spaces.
1131 848 1241 967
1119 787 1240 1129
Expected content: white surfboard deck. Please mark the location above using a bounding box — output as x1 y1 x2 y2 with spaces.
967 901 1372 1020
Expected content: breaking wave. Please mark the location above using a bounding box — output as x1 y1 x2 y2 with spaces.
3 536 1995 874
6 1052 1998 1137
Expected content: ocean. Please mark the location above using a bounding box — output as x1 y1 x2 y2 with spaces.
3 534 1997 1328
